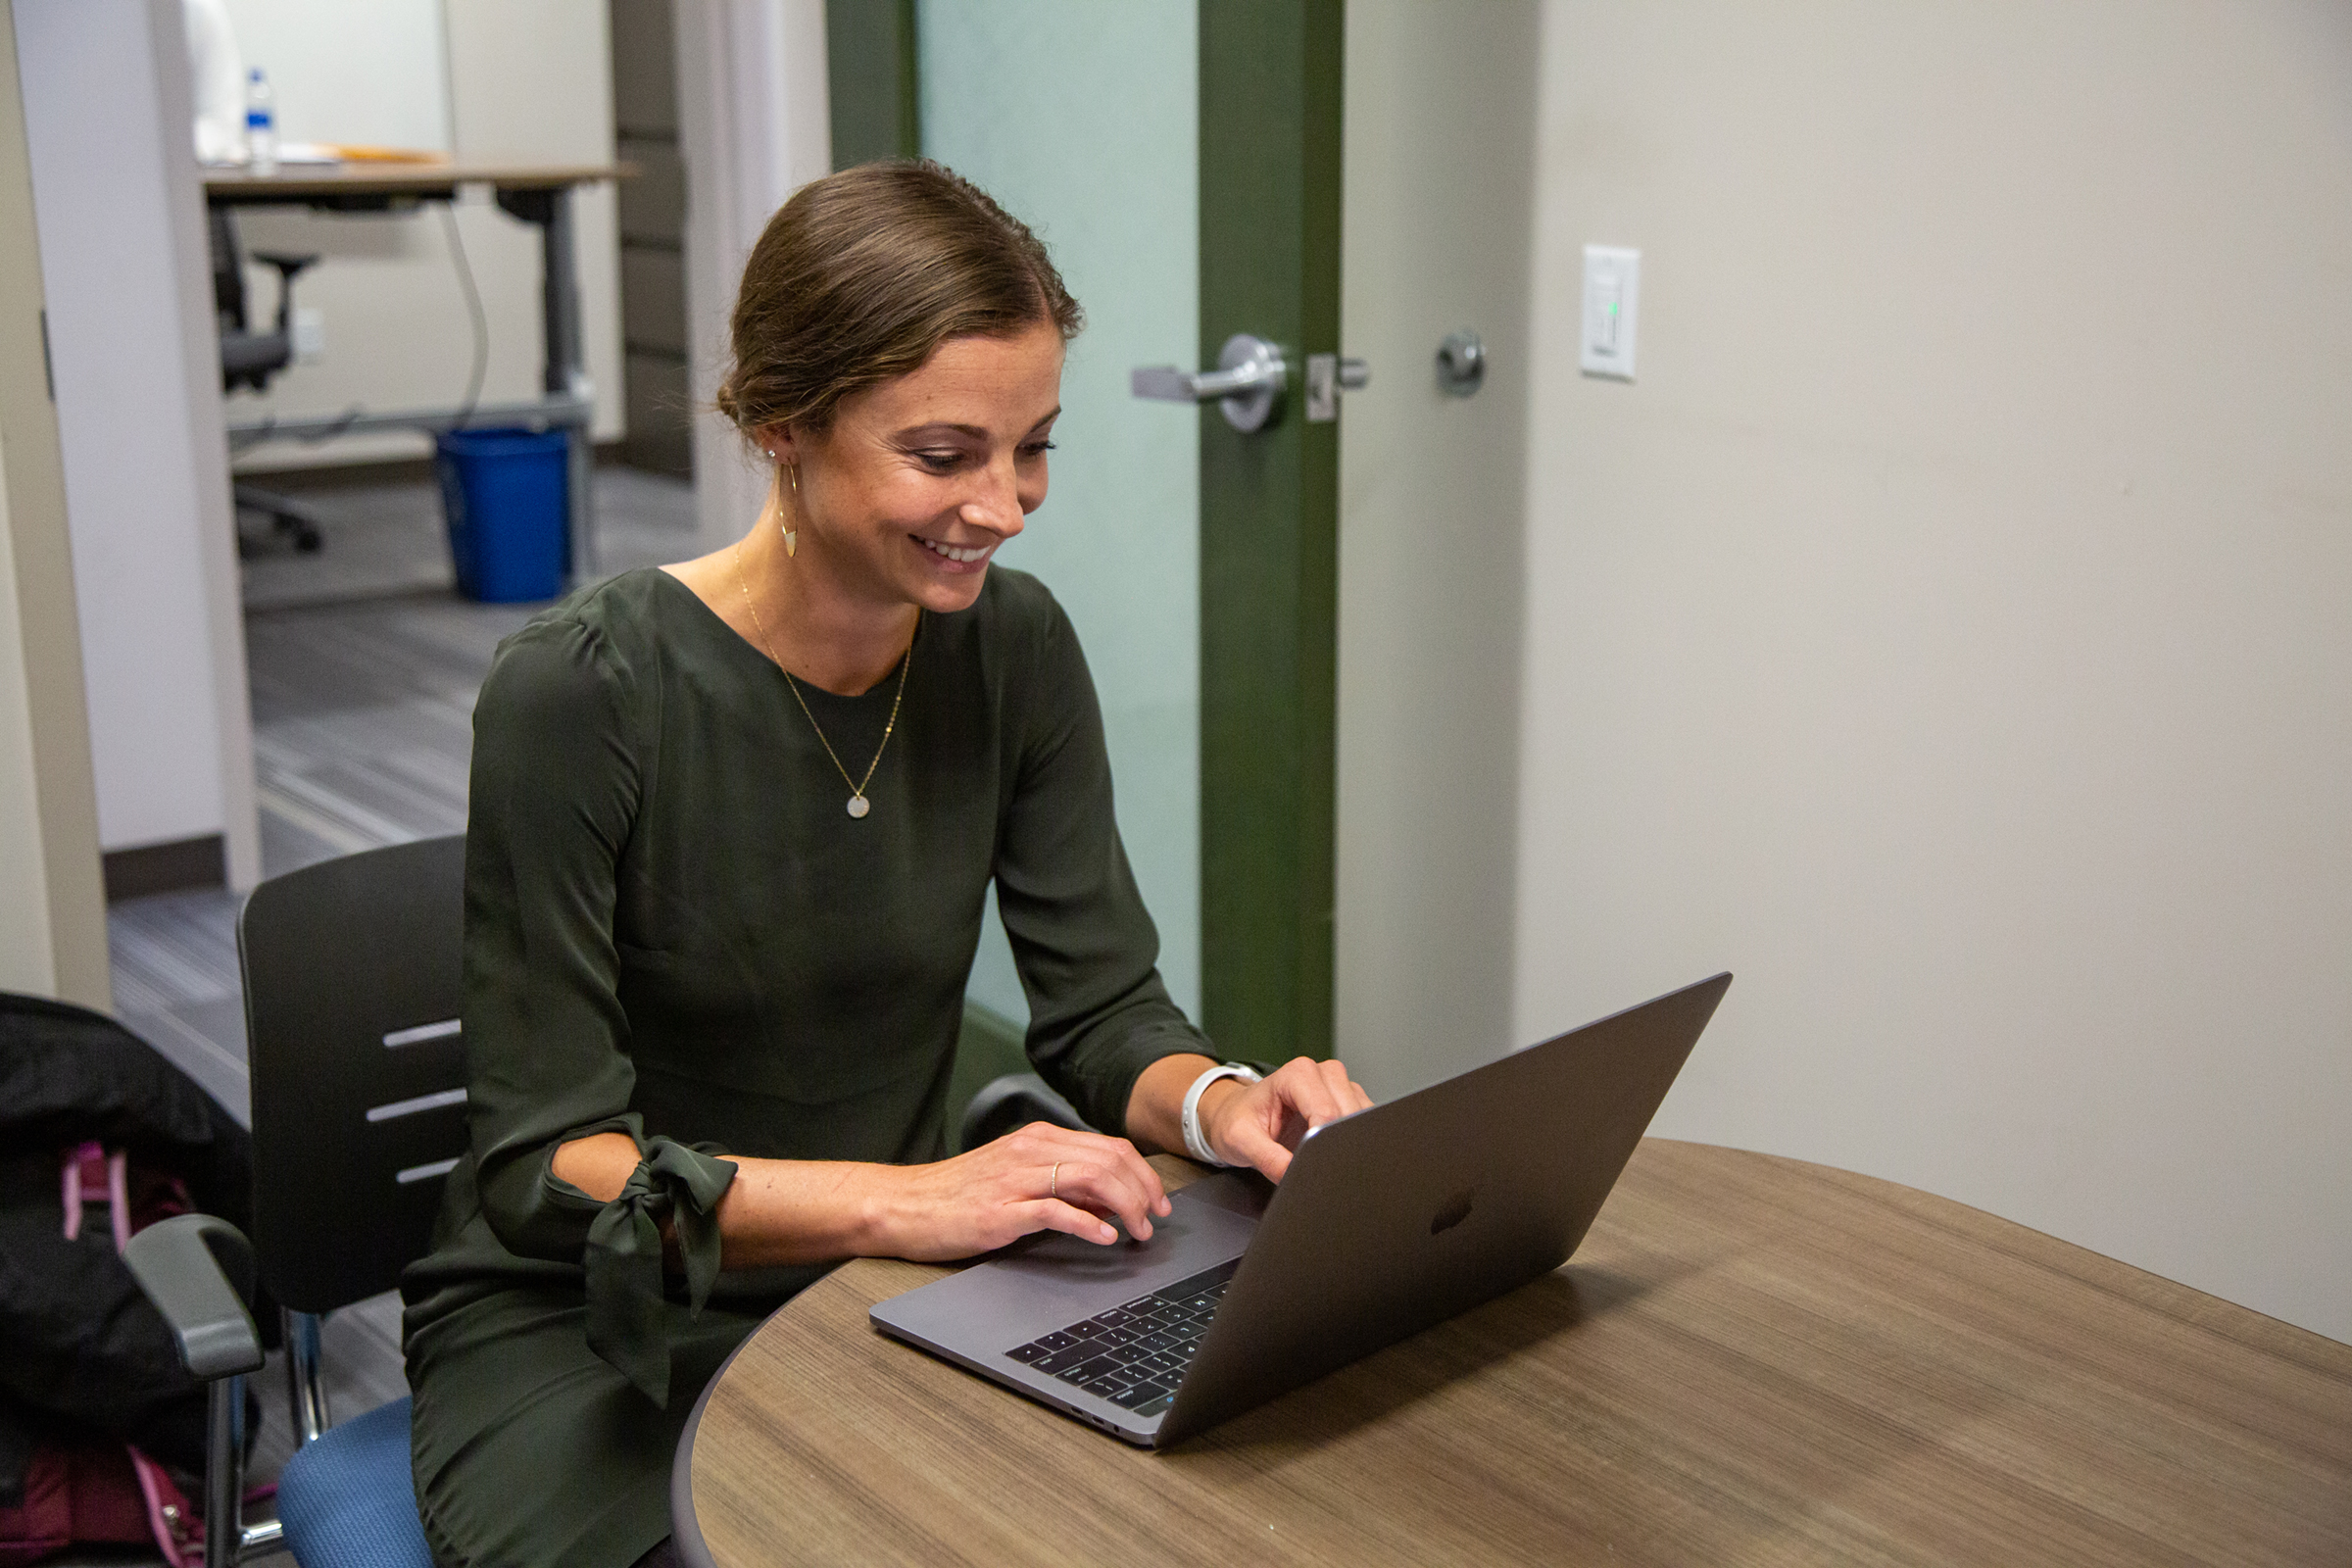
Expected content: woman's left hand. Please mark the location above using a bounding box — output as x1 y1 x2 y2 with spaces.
1198 1056 1374 1182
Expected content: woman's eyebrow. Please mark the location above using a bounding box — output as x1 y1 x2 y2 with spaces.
894 409 1062 442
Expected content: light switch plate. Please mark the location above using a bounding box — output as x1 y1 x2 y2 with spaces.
1580 245 1639 380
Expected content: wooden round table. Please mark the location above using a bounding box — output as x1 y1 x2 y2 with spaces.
672 1140 2352 1566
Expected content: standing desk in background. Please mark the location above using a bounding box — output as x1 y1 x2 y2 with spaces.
673 1140 2352 1567
204 160 629 583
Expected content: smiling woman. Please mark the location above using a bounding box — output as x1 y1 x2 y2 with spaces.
396 162 1368 1568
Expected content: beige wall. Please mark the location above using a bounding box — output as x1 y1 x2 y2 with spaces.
673 0 830 552
1336 0 1539 1098
226 0 624 469
18 0 261 880
1514 0 2352 1342
0 0 108 1006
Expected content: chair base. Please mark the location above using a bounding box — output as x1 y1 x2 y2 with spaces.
234 484 324 557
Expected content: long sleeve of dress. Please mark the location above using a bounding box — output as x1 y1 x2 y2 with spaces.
460 616 734 1404
464 616 645 1256
994 592 1210 1131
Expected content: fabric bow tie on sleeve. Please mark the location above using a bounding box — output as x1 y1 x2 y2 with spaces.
582 1136 738 1406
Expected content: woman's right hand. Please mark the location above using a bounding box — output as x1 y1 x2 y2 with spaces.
866 1121 1172 1262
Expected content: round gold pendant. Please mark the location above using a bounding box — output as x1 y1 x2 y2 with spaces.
847 795 871 819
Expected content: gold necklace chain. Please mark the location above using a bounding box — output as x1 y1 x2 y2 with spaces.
731 543 913 820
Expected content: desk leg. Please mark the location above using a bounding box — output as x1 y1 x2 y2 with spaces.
503 183 598 582
546 189 598 583
567 422 597 583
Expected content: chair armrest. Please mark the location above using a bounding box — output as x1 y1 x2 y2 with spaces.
958 1072 1089 1152
122 1213 265 1381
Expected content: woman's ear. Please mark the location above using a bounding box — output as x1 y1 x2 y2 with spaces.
756 423 798 466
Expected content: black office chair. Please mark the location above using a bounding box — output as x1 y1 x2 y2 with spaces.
126 835 465 1568
209 207 324 557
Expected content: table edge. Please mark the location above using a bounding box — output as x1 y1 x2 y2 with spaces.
200 162 633 198
669 1299 754 1568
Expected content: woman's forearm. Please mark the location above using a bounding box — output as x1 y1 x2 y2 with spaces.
1124 1053 1246 1157
553 1110 1178 1270
552 1130 898 1269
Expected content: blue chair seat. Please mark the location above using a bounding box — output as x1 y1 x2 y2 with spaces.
275 1396 433 1568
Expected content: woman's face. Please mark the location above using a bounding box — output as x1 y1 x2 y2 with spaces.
777 319 1064 617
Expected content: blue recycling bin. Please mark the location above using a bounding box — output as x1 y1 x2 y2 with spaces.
435 427 570 603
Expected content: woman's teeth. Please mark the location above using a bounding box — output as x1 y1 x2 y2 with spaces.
918 537 991 564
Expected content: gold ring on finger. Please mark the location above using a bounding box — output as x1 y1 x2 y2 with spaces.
1051 1161 1061 1200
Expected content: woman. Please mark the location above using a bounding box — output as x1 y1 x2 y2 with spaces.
401 162 1370 1568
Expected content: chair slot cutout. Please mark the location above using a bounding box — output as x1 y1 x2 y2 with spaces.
396 1157 462 1185
384 1019 462 1049
367 1088 467 1123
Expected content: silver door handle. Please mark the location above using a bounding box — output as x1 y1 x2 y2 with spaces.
1130 362 1277 401
1132 333 1287 432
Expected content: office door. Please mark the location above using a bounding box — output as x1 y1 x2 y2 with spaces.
908 0 1539 1091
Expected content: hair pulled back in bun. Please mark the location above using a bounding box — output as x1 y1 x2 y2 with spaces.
715 160 1083 440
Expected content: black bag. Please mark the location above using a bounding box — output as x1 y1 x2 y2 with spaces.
0 994 267 1506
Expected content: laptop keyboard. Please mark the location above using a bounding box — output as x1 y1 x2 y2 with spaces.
1004 1258 1240 1419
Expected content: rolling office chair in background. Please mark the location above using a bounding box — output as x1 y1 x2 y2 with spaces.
127 836 464 1568
210 207 323 558
958 1072 1087 1152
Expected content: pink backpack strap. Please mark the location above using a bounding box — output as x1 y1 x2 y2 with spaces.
107 1150 133 1254
59 1141 107 1243
61 1146 218 1567
125 1446 203 1568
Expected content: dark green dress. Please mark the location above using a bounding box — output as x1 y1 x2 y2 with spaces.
401 566 1206 1568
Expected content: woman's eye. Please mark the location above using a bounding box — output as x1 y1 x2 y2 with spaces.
914 450 964 471
1020 440 1057 460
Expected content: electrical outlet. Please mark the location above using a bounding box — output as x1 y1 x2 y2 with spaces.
292 306 325 364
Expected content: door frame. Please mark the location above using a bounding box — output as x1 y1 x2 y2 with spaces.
1196 0 1344 1065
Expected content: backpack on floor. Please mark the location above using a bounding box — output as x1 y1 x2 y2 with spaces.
0 994 268 1566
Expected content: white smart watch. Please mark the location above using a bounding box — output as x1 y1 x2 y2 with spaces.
1179 1062 1262 1165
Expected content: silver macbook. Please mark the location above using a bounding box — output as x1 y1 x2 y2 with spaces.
870 971 1732 1447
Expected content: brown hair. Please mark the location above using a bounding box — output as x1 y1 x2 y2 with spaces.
715 161 1083 437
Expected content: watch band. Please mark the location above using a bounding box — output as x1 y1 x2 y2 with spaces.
1180 1063 1262 1166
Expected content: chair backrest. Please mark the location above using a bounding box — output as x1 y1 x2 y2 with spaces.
208 207 249 330
241 836 467 1315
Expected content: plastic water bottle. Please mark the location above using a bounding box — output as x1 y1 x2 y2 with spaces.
245 68 277 174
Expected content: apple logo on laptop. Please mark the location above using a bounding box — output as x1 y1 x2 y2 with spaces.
1430 1187 1477 1236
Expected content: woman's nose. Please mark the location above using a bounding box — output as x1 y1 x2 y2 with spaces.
961 456 1028 535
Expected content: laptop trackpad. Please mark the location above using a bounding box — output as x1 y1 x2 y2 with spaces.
986 1172 1264 1286
874 1181 1263 1353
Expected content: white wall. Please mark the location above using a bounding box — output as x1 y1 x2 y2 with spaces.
0 440 74 992
1335 0 1539 1099
0 0 109 1006
672 0 830 553
222 0 624 468
1515 0 2352 1343
16 0 260 880
221 0 450 152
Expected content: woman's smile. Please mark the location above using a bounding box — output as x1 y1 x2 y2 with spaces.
914 534 996 569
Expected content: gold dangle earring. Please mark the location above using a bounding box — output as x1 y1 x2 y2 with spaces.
783 463 800 558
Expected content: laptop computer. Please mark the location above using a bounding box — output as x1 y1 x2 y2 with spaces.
869 971 1732 1447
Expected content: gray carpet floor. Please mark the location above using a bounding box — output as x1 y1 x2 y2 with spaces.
92 464 698 1530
